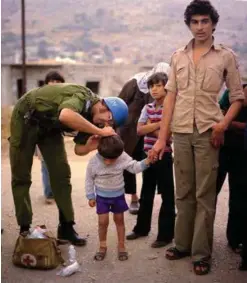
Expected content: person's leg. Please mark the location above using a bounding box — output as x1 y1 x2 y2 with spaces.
123 170 138 213
166 132 196 259
240 203 247 270
155 153 175 246
114 213 128 261
41 160 54 201
9 105 37 232
227 149 247 251
38 132 86 246
128 166 156 238
216 146 228 197
94 213 109 261
192 129 219 275
125 137 144 213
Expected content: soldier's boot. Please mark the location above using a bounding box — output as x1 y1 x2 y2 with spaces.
20 225 30 235
57 222 87 247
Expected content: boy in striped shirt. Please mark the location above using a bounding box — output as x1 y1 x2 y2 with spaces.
126 72 175 248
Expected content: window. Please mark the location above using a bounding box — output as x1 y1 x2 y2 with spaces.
86 81 100 94
38 80 45 87
17 79 23 99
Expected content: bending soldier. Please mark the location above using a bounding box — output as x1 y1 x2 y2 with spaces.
9 83 128 246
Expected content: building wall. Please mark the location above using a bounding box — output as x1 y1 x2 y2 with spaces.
1 64 142 105
1 65 14 105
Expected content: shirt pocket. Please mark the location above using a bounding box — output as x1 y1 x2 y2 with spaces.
176 65 189 90
201 66 223 93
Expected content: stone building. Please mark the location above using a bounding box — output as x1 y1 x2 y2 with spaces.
1 62 151 105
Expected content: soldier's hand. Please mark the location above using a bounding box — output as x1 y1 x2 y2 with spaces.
86 135 100 151
99 126 116 137
88 199 96 207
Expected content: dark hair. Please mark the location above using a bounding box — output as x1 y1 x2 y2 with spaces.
147 72 168 89
98 135 124 159
44 71 65 84
243 84 247 89
184 0 219 28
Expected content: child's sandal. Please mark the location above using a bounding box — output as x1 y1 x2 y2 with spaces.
118 251 128 261
94 247 107 261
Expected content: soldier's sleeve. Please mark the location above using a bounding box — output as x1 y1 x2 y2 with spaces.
165 53 178 94
73 131 91 145
58 87 100 114
224 49 244 104
58 93 86 113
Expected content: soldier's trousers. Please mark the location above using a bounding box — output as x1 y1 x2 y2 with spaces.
173 127 219 261
9 98 74 226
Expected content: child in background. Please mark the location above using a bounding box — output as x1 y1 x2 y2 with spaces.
85 135 150 261
126 72 175 247
217 84 247 271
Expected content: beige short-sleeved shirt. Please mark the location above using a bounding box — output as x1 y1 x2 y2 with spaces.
165 39 244 134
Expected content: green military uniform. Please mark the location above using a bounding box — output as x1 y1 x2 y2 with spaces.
10 83 100 226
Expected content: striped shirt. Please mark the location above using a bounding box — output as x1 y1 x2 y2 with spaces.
138 102 172 153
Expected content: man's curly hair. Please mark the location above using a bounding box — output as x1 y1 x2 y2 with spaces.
184 0 219 27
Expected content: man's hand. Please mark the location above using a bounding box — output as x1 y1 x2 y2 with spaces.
146 150 156 165
86 135 100 151
99 126 116 137
149 139 166 161
88 199 96 207
211 122 226 148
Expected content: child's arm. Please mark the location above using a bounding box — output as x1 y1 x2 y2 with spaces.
137 121 160 136
85 159 96 201
122 152 150 174
229 121 246 130
137 106 160 136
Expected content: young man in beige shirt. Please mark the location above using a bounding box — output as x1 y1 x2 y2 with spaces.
150 0 244 276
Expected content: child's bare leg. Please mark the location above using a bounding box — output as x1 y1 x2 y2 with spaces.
114 213 128 260
94 213 109 261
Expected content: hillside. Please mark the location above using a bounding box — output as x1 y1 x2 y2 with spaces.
1 0 247 74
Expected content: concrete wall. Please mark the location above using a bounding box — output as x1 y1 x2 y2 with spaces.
1 65 14 105
1 64 143 105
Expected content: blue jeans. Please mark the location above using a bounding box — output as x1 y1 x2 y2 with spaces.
41 160 53 198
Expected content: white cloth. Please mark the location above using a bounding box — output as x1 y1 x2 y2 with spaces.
133 62 170 94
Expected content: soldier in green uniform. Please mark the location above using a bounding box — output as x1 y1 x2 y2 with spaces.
9 83 128 246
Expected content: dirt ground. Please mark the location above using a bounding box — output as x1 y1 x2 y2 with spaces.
1 138 246 283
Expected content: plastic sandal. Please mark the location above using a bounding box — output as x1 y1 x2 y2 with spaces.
166 247 190 260
118 251 128 261
193 260 211 275
94 247 107 261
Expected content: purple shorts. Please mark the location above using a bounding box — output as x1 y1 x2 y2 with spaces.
96 195 128 214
